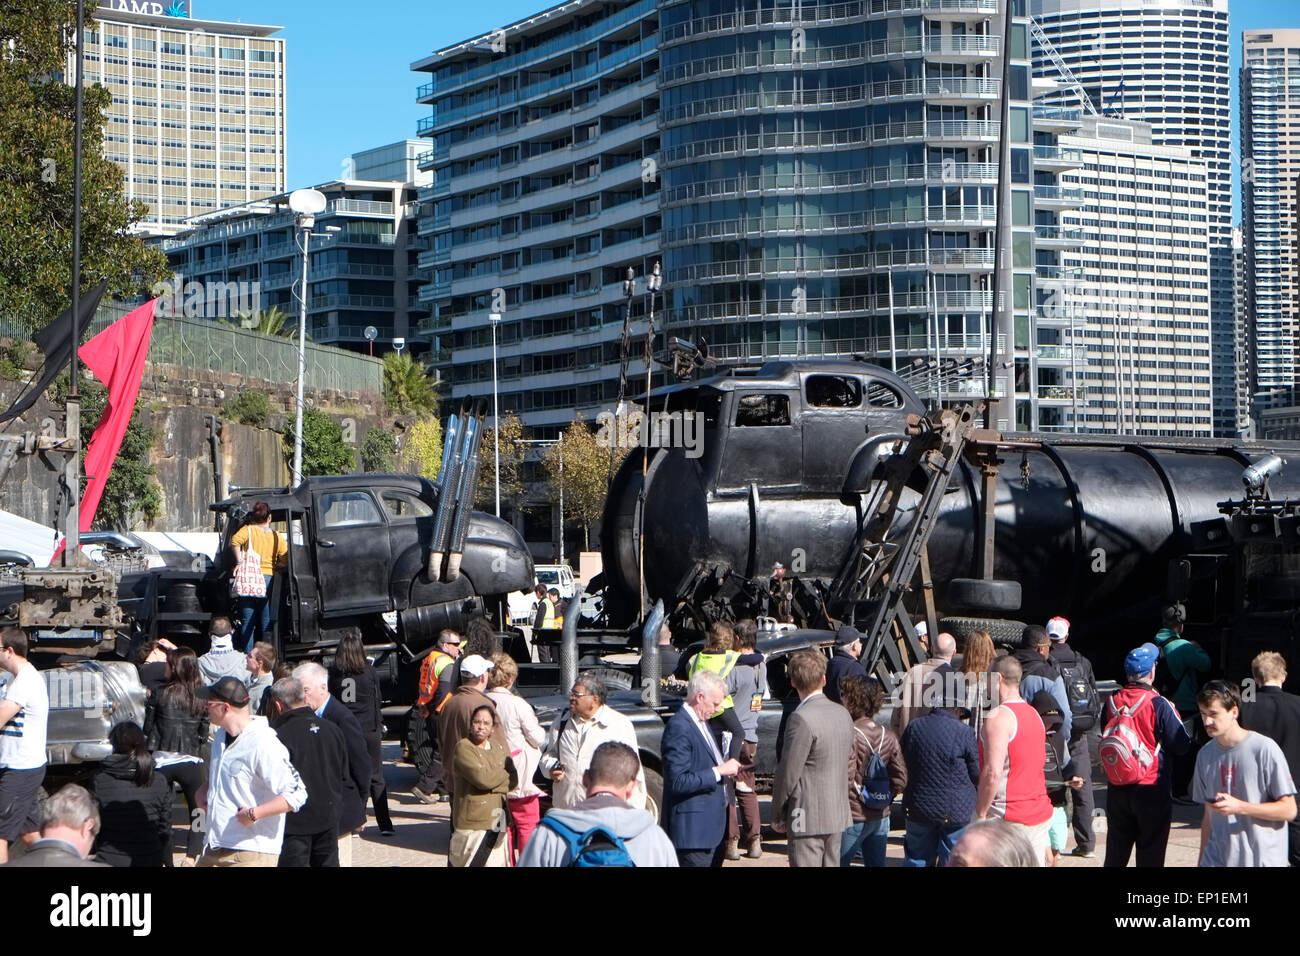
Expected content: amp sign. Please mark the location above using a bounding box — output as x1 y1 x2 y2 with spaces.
103 0 192 16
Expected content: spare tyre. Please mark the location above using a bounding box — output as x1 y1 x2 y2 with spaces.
947 577 1022 612
939 616 1027 652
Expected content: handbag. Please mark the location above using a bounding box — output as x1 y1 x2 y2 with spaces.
232 536 266 598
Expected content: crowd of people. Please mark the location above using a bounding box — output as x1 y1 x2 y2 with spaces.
0 591 1297 868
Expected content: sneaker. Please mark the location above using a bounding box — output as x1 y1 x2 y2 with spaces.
1069 847 1096 859
380 825 395 837
736 780 754 794
411 786 438 805
724 838 741 861
745 837 763 860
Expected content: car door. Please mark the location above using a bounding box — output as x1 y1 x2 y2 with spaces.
715 390 801 493
801 373 868 493
313 489 392 617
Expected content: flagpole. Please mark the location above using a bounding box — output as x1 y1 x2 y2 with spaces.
65 0 85 566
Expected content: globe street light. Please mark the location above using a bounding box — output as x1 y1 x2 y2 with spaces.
288 187 326 486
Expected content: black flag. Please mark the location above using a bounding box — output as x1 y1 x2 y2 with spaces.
0 280 108 425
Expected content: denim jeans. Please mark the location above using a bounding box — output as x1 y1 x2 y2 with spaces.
840 816 890 867
238 575 272 651
903 817 963 867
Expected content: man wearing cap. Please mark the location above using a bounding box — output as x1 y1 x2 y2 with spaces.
1153 603 1211 800
824 626 869 706
1047 615 1101 857
195 676 308 867
1101 643 1191 868
438 654 506 802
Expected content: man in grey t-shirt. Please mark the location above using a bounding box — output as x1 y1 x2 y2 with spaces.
1192 680 1297 867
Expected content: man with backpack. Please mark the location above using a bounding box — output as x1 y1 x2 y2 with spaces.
1046 616 1102 857
1152 603 1211 801
517 742 677 867
1099 643 1192 868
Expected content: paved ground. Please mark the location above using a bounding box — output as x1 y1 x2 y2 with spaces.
169 745 1205 867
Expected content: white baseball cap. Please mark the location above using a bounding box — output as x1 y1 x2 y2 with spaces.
461 654 495 678
1046 616 1070 641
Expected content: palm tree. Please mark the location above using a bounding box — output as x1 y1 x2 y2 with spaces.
383 352 438 417
227 305 306 340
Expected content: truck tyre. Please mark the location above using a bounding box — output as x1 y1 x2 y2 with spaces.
946 577 1022 612
939 616 1027 652
578 666 634 693
643 766 663 824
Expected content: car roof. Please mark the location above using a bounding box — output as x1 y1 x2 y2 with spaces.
211 474 434 513
641 360 919 402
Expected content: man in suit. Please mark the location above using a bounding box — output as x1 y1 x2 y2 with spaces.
772 649 854 867
1240 651 1300 865
661 670 741 867
268 677 347 867
294 662 370 867
5 784 107 867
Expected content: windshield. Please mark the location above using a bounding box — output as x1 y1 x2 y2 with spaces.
536 570 560 585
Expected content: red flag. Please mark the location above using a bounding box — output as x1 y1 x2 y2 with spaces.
76 299 158 533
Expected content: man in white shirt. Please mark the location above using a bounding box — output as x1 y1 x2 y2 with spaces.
196 676 308 867
540 672 646 810
0 627 48 863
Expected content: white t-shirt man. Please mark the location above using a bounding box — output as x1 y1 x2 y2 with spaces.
205 717 307 855
0 663 48 770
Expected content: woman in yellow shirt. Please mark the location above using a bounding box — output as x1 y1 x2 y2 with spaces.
228 501 287 651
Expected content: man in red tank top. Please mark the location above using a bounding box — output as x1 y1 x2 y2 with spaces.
977 656 1053 866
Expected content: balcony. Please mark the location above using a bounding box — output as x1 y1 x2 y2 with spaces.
921 119 1000 144
1032 107 1083 130
1033 145 1084 169
1033 184 1083 208
928 248 996 268
1035 344 1084 362
308 294 395 310
1039 384 1088 403
868 77 999 103
1034 224 1085 247
1035 264 1083 281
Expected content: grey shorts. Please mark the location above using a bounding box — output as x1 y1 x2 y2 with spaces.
0 766 46 841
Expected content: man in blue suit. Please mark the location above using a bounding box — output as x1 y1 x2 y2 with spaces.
661 670 742 867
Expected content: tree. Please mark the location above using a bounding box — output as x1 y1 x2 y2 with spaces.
360 427 396 473
475 412 526 511
400 417 443 481
0 2 171 336
283 408 354 477
539 415 627 550
223 389 271 427
382 352 439 417
226 305 302 340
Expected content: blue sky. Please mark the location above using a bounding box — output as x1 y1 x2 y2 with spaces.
204 0 1297 215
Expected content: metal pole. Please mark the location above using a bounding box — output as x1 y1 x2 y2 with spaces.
491 315 500 517
987 0 1015 431
65 0 85 565
292 222 310 485
887 271 898 372
558 452 564 566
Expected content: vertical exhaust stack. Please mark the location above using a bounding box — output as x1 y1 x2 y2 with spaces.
445 397 489 582
428 397 473 582
640 598 664 707
561 581 584 700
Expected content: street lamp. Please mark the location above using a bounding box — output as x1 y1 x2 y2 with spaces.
490 311 502 517
288 187 327 486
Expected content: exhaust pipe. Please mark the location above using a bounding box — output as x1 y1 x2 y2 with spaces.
641 598 664 707
445 398 489 582
428 398 473 581
560 581 583 697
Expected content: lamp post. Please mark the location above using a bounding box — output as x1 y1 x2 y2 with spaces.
287 188 327 486
490 311 502 517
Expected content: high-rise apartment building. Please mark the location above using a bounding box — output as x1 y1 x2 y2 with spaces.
1242 31 1300 412
1032 0 1235 435
1046 117 1211 435
658 0 1040 431
412 0 661 434
76 2 287 236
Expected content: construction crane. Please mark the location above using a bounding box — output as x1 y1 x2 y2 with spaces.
1029 17 1100 117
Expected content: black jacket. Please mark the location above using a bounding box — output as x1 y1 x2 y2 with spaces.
900 708 980 826
824 649 868 705
320 696 371 833
328 665 383 737
90 754 173 867
149 687 207 757
273 706 347 836
5 839 107 867
1241 685 1300 784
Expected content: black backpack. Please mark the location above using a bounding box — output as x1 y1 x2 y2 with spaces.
1058 655 1101 732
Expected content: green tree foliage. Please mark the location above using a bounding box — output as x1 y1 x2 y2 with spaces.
475 412 526 511
360 427 396 473
223 389 271 427
0 2 171 335
283 407 354 477
54 377 161 530
400 417 443 480
539 415 625 550
226 305 303 340
382 353 438 417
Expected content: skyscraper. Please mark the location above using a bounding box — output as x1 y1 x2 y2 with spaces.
1032 0 1234 435
76 2 287 236
1242 30 1300 413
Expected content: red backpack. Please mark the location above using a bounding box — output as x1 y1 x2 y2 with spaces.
1098 689 1159 786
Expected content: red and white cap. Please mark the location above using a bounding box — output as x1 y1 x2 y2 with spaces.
1045 616 1070 641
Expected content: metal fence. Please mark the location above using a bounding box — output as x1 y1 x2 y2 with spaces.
3 303 383 398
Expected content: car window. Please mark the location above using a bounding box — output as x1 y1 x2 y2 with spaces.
867 380 904 408
734 393 791 427
536 570 559 585
319 492 382 528
381 492 433 521
806 375 862 409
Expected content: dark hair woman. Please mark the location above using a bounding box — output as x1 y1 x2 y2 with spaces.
328 630 394 835
449 704 516 868
90 722 173 867
840 675 907 868
150 646 208 865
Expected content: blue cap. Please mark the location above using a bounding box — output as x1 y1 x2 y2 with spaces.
1124 643 1159 677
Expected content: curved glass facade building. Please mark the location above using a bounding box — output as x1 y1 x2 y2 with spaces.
659 0 1035 422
